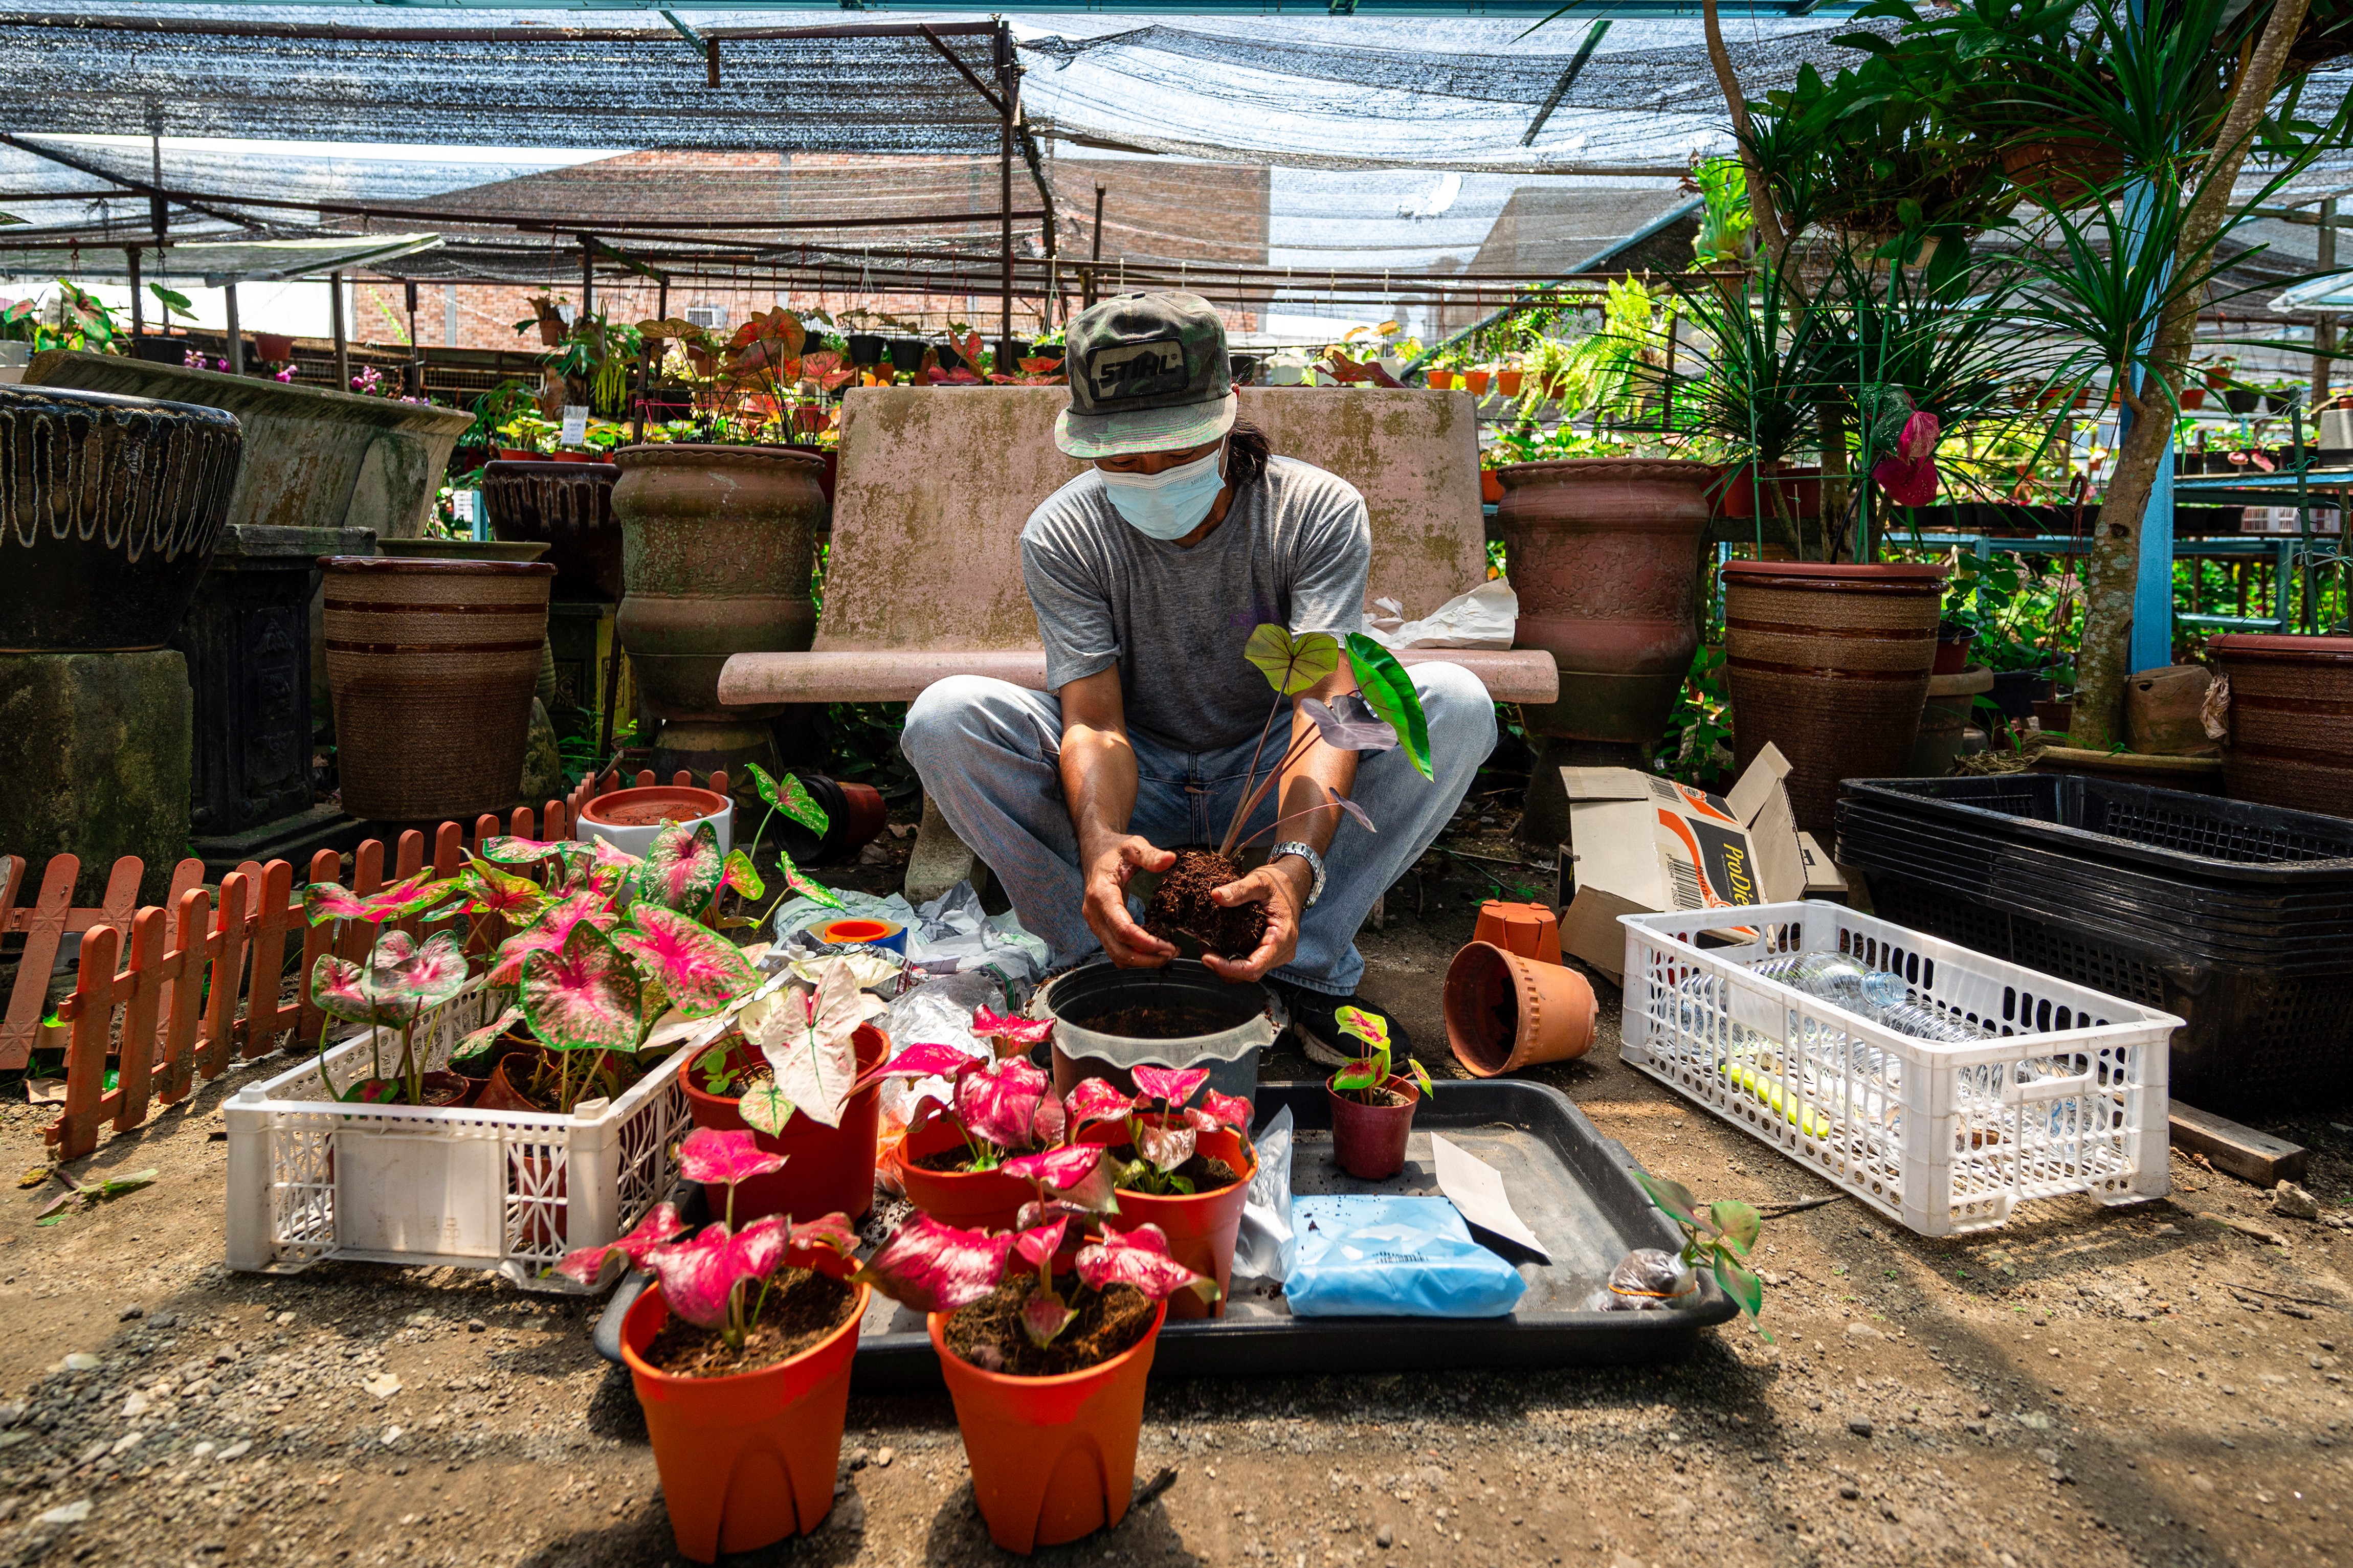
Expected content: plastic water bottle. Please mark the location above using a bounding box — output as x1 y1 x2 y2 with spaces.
1748 952 1986 1045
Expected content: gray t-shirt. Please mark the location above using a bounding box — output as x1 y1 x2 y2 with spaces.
1020 455 1372 751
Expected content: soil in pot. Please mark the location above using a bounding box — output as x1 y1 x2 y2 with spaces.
1094 1141 1241 1193
1141 849 1266 958
1072 1003 1237 1039
945 1276 1156 1378
352 1070 472 1108
642 1267 858 1379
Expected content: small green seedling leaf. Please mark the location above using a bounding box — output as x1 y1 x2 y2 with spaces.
1708 1199 1762 1257
1634 1171 1702 1230
1407 1059 1436 1097
1243 624 1341 697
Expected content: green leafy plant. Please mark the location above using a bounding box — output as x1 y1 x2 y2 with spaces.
1331 1006 1433 1105
1635 1170 1767 1331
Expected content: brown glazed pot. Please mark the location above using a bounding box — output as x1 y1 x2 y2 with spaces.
319 556 553 820
1721 561 1945 840
482 459 623 601
2207 635 2353 814
611 444 827 778
0 382 243 651
1497 458 1714 845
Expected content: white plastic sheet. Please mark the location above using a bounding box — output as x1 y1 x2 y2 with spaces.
1359 576 1518 649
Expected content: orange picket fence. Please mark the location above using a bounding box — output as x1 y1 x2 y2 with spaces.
5 770 727 1162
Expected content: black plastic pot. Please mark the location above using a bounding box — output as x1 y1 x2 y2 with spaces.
933 340 964 373
0 382 243 651
1988 668 2055 721
1036 960 1273 1107
886 338 930 374
845 333 885 368
2223 388 2264 415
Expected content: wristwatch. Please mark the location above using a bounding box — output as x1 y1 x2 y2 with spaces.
1270 842 1326 908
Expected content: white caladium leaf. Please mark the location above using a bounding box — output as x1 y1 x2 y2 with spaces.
787 948 900 992
756 957 887 1130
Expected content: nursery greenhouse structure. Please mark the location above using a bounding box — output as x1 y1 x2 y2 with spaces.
5 2 2353 1565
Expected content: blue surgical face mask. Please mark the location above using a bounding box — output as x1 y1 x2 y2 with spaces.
1097 441 1227 541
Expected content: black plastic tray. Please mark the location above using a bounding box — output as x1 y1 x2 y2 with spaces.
595 1079 1735 1387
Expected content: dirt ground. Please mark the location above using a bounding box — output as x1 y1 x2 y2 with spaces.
3 802 2351 1568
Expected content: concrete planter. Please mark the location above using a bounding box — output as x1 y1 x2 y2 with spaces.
27 349 470 541
0 380 243 652
611 444 826 777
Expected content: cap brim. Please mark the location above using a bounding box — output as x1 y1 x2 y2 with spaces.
1055 391 1236 459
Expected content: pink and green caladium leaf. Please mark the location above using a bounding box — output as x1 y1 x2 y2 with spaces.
1635 1171 1702 1231
678 1126 786 1188
648 1215 791 1331
309 953 376 1027
954 1056 1053 1152
1329 1062 1383 1095
871 1042 983 1085
1136 1116 1197 1175
720 849 764 902
747 761 831 834
1005 1146 1120 1217
638 820 724 915
1130 1065 1209 1109
487 891 619 988
1076 1222 1218 1305
1335 1006 1390 1054
612 903 759 1019
551 1200 690 1289
788 1212 859 1260
1190 1090 1253 1135
1707 1199 1762 1258
776 845 847 913
476 835 567 867
450 858 548 922
455 1005 525 1062
1064 1078 1137 1128
970 1006 1053 1056
383 930 469 1016
519 920 642 1054
1021 1289 1077 1349
854 1213 1016 1315
1012 1216 1070 1270
301 870 453 927
1298 691 1402 754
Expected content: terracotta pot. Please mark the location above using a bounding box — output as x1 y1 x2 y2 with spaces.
2207 634 2353 813
481 458 623 602
896 1108 1034 1234
252 333 295 364
1496 369 1524 397
575 783 734 859
1711 464 1824 522
319 556 552 820
621 1261 866 1562
1471 900 1562 965
0 382 243 652
2124 664 2219 756
1327 1074 1418 1180
537 317 565 348
1720 560 1945 839
1914 664 1993 775
612 444 827 778
678 1024 885 1223
2182 386 2208 411
476 1057 543 1114
1426 371 1454 391
2000 131 2127 210
1078 1119 1254 1321
1443 941 1597 1078
1465 369 1491 397
1480 469 1504 504
931 1298 1165 1554
1933 630 1976 676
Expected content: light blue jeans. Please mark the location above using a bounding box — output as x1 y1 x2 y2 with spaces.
901 664 1496 995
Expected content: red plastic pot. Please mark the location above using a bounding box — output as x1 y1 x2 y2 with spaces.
931 1298 1165 1554
1933 631 1977 676
1327 1074 1418 1180
679 1024 886 1222
1077 1118 1254 1320
895 1108 1035 1234
621 1254 866 1563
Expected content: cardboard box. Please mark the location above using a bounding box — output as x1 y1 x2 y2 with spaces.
1552 745 1809 981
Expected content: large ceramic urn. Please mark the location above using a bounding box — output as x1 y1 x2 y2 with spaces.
1497 458 1714 847
0 380 243 651
482 458 624 601
610 444 826 778
1721 560 1946 840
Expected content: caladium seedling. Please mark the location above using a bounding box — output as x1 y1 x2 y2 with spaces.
1635 1170 1768 1334
739 762 848 916
486 890 621 988
310 929 470 1104
549 1200 689 1290
1096 1066 1254 1196
642 1207 859 1354
610 903 761 1020
446 857 548 927
970 1005 1054 1059
1330 1005 1433 1105
730 956 892 1134
632 819 726 917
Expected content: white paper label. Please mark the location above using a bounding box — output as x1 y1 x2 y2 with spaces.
560 405 589 445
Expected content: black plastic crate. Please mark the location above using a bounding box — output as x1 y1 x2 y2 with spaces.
1864 870 2353 1112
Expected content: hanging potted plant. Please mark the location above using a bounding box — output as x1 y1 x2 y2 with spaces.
563 1128 864 1563
856 1199 1217 1553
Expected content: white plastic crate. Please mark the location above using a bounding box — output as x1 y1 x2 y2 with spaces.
224 986 694 1289
1618 900 2178 1236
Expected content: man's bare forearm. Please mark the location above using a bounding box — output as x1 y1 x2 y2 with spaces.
1062 724 1141 861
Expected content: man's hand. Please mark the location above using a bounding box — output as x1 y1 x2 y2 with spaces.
1201 856 1312 983
1083 836 1179 968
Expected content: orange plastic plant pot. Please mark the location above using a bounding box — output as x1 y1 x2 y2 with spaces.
1471 899 1564 965
1441 940 1598 1078
895 1108 1036 1233
930 1298 1166 1555
678 1024 887 1223
620 1271 868 1564
1078 1119 1255 1319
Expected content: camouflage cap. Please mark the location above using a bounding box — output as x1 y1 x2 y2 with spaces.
1055 290 1236 459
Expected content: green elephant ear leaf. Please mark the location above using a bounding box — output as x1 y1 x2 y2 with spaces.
1343 633 1432 780
1243 624 1340 697
1714 1254 1765 1323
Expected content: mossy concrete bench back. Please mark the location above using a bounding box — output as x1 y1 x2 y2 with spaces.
717 384 1559 708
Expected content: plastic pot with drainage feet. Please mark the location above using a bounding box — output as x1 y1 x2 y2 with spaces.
1034 960 1281 1106
1077 1118 1255 1320
931 1298 1166 1554
1442 941 1599 1078
677 1025 886 1223
1326 1072 1419 1180
619 1252 867 1563
896 1103 1037 1233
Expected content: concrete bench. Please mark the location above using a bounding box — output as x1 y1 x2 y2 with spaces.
718 384 1558 894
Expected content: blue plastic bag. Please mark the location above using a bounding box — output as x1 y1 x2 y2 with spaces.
1283 1195 1528 1318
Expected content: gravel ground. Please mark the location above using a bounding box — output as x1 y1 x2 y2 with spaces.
4 805 2352 1567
